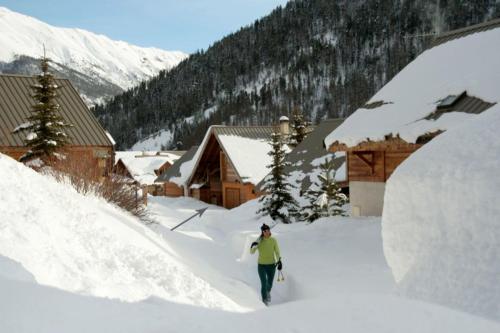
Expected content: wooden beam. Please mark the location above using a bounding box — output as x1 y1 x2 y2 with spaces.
353 151 375 175
383 150 386 181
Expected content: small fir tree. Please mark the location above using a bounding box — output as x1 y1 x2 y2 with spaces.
13 55 72 163
289 106 311 146
302 157 348 222
257 131 298 223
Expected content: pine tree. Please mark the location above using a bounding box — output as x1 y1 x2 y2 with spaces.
257 131 298 223
289 106 311 146
302 157 348 222
13 56 72 163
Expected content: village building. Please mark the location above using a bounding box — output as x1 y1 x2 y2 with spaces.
186 125 282 209
174 121 302 210
0 74 115 178
256 118 347 205
324 18 500 216
113 151 184 198
154 146 199 197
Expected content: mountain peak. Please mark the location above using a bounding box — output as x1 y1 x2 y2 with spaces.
0 6 188 92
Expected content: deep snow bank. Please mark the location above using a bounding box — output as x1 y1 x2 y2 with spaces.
382 106 500 320
0 154 242 311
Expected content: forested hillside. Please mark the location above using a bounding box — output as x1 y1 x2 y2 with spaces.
93 0 500 149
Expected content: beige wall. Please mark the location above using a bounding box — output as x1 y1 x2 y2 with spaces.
349 181 386 217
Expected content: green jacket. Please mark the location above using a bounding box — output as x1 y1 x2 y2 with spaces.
250 236 281 265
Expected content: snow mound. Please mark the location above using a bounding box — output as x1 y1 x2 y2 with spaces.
382 105 500 320
0 154 242 311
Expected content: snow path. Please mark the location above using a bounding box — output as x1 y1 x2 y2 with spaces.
147 196 394 308
2 154 499 331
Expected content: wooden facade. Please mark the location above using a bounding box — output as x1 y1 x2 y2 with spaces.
328 138 423 216
188 133 260 209
113 159 134 180
330 139 423 183
164 182 184 197
155 162 172 177
1 145 114 179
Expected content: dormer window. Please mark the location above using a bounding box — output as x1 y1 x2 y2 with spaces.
436 91 466 109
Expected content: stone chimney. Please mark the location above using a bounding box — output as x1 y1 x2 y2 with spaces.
279 116 290 136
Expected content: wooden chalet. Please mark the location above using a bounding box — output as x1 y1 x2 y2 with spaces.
113 151 184 197
0 74 114 178
186 126 277 209
325 19 500 216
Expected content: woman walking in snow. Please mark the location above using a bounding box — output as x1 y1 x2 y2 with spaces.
250 223 282 306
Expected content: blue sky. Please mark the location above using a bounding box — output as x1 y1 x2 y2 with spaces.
0 0 289 53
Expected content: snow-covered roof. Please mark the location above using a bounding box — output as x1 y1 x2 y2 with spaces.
115 151 182 185
105 131 116 146
155 146 199 185
186 126 280 186
217 134 272 185
324 21 500 149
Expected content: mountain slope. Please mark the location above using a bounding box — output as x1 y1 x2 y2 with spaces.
0 6 188 105
93 0 500 150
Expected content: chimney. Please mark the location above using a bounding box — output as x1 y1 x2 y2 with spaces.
279 116 290 136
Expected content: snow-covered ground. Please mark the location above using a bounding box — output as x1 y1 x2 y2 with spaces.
2 149 500 331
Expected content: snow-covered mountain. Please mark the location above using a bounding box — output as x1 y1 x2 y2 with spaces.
0 6 188 105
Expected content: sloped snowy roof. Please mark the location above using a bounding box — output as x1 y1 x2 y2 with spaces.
186 126 280 186
115 151 182 185
325 21 500 149
155 146 199 185
217 135 272 185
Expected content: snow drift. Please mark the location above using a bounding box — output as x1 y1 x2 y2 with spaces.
0 153 241 311
382 105 500 320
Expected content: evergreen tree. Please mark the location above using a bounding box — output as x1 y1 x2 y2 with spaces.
289 106 311 146
13 56 72 163
257 132 298 223
302 157 348 222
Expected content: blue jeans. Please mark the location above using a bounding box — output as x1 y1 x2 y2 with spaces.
258 264 276 304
